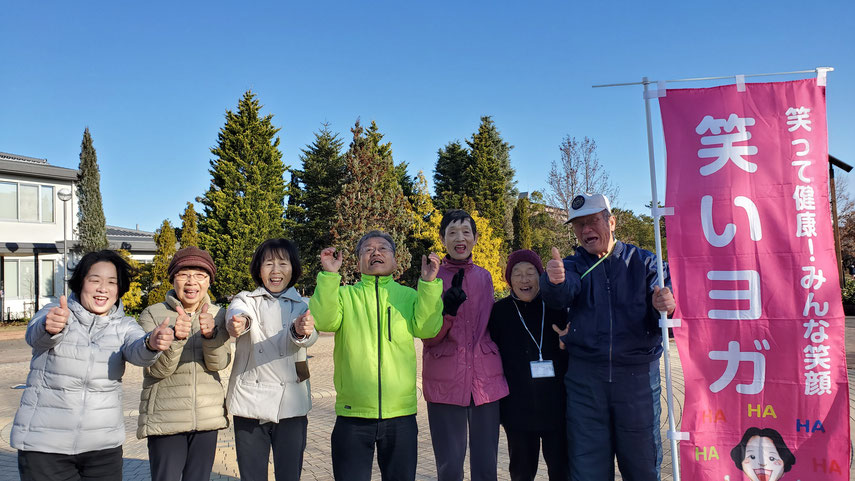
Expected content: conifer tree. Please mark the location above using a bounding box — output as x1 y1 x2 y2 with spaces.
286 125 346 291
147 220 176 306
76 128 109 253
199 91 287 300
433 141 469 214
512 196 533 251
465 116 514 246
179 202 200 248
117 249 144 314
331 119 413 284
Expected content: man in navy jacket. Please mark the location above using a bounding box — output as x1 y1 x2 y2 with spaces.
541 193 675 481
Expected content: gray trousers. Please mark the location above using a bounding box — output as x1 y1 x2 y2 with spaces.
427 399 500 481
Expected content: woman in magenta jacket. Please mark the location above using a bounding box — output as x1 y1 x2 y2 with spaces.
422 209 509 481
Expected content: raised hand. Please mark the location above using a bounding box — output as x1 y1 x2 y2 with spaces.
552 322 569 350
174 305 192 340
442 268 467 316
198 303 215 339
45 295 70 335
227 314 248 338
295 309 315 336
149 318 175 351
546 247 565 284
320 247 343 273
652 286 676 316
420 253 441 282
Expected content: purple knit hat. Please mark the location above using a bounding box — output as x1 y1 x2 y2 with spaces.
505 249 544 287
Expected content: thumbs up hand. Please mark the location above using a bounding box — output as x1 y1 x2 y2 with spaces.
198 304 215 339
294 309 315 336
227 314 248 338
546 247 565 284
174 305 192 340
45 295 70 335
148 318 175 351
442 268 467 316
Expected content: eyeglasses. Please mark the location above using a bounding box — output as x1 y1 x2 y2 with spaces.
360 245 392 256
571 215 606 230
174 272 209 282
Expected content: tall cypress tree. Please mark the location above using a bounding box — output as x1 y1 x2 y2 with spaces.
465 117 512 245
512 196 532 251
199 91 287 300
179 202 200 248
286 124 346 292
76 128 109 253
433 141 469 214
331 119 412 284
146 219 177 306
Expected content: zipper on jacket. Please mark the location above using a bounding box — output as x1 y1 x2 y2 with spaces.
191 318 197 431
375 280 383 419
387 306 392 342
73 335 96 453
606 265 614 383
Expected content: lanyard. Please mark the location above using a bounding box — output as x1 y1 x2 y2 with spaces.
580 246 613 279
512 299 545 361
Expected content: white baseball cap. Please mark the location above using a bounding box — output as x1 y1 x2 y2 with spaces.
566 193 612 223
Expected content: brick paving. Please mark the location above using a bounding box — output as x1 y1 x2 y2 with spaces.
0 322 853 480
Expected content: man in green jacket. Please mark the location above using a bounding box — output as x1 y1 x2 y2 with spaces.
310 230 443 480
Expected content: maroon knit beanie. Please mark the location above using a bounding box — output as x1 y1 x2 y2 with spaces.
168 247 217 282
505 249 544 287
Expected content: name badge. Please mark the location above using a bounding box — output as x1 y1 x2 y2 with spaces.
530 360 555 378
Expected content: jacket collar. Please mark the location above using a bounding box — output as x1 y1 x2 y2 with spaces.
359 274 394 286
246 285 303 302
442 255 474 270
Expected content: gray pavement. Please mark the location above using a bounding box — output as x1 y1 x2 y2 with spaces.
0 321 853 480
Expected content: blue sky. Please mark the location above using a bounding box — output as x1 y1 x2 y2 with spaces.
2 1 853 232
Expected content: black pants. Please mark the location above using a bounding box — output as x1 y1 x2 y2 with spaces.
147 430 218 481
234 415 308 481
331 414 418 481
427 400 500 481
503 426 569 481
566 360 662 481
18 446 123 481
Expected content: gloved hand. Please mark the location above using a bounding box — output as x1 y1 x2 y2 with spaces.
443 268 467 316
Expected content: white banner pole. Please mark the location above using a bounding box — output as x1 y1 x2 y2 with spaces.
642 76 681 481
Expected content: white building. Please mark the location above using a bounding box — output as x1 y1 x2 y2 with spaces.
1 151 156 320
0 152 78 320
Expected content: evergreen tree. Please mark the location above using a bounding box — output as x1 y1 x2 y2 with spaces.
331 119 413 284
147 220 176 306
76 128 109 253
464 117 513 245
286 124 346 292
117 249 144 314
199 91 287 300
433 141 469 214
179 202 200 248
512 196 533 251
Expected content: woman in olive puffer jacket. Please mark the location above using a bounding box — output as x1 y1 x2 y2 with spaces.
136 247 231 481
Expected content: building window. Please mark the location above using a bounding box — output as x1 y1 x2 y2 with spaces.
0 182 56 222
2 259 55 299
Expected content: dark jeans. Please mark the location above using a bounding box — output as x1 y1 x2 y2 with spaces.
18 446 123 481
147 430 218 481
234 415 308 481
331 414 418 481
566 359 662 481
503 426 569 481
427 399 500 481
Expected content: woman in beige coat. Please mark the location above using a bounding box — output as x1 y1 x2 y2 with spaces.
137 247 231 481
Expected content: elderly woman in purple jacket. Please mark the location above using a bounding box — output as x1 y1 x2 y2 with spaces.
422 210 509 481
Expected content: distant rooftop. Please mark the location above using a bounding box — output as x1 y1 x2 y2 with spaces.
106 225 156 238
0 151 78 181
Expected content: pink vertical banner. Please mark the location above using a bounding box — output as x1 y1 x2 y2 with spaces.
660 78 849 481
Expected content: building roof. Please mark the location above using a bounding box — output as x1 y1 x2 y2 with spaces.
106 225 156 255
0 151 78 182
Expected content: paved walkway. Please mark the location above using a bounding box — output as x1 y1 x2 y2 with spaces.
1 321 853 480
